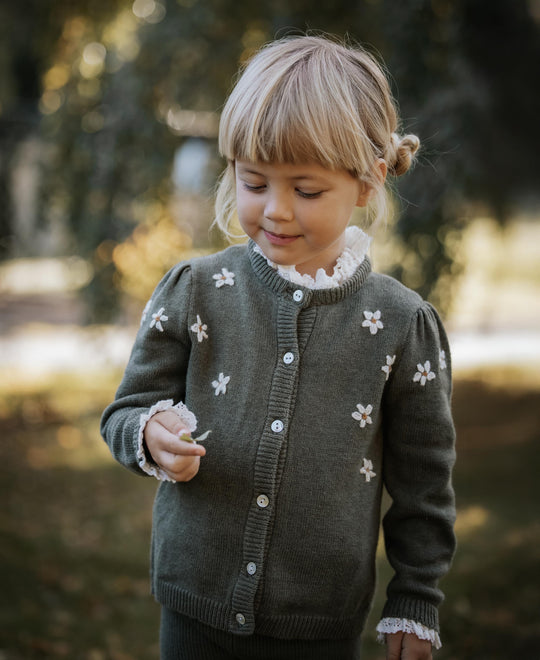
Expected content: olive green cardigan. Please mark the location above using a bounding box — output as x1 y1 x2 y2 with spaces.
101 241 456 641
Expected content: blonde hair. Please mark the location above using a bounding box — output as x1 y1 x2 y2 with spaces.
214 35 419 237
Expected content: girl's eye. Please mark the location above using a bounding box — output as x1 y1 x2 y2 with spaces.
297 189 323 199
243 182 265 192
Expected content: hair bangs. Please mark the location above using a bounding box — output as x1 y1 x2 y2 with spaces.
219 47 371 175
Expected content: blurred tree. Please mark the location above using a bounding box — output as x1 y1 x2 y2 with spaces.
0 0 127 257
36 0 270 320
376 0 540 308
1 0 538 319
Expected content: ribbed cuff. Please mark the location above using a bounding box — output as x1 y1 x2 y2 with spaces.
381 597 439 632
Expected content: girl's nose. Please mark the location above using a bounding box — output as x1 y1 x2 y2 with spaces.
264 193 294 222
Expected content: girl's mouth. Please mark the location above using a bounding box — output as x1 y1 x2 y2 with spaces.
263 230 300 246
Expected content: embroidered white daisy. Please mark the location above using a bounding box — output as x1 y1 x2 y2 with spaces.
141 299 152 325
360 458 376 482
211 372 230 395
362 310 383 335
191 314 208 342
150 307 168 332
213 268 235 288
413 361 436 386
381 355 396 381
352 403 373 428
439 349 447 370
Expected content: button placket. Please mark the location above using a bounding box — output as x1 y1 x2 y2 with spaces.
230 297 306 634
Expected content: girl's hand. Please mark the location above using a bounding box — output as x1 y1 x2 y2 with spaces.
144 410 206 482
386 632 432 660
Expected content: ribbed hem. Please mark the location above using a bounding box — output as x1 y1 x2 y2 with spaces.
381 597 439 632
156 581 232 632
154 581 366 640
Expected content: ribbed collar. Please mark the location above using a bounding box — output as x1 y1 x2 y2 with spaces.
248 240 372 306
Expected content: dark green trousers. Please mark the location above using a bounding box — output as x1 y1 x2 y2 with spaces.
160 608 362 660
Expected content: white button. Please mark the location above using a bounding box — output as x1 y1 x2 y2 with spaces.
271 419 284 433
257 494 269 508
293 289 304 302
236 612 246 626
247 562 257 575
283 352 294 364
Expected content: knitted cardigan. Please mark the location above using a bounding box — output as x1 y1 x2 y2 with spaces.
101 241 456 641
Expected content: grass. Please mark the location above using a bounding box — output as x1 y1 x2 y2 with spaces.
1 367 539 659
0 372 159 660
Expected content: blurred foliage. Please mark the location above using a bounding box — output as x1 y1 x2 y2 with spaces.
0 0 539 319
112 207 210 303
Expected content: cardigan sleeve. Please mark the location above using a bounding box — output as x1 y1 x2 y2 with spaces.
380 302 456 633
100 263 194 476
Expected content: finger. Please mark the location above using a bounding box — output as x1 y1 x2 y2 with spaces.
401 634 432 660
161 455 201 482
168 436 206 457
386 632 404 660
150 419 205 456
155 410 193 437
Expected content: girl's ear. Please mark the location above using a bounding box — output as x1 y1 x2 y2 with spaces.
356 158 387 207
355 182 371 208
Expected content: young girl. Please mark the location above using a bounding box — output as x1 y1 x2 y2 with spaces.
101 35 456 660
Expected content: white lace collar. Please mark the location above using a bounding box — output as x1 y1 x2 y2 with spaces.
252 226 372 290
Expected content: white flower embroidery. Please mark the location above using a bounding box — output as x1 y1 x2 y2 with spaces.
362 310 383 335
352 403 373 428
141 299 152 325
360 458 376 482
381 354 396 381
150 307 168 332
211 372 230 395
191 314 208 342
213 268 235 288
439 349 447 370
413 361 436 386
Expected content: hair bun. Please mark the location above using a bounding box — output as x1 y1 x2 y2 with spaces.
387 132 420 176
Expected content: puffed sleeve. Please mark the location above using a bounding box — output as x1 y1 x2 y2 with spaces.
380 302 456 634
100 263 194 476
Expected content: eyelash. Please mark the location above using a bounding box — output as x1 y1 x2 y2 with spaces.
242 183 322 199
297 190 322 199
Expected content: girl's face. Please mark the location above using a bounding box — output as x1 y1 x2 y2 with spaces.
235 160 369 278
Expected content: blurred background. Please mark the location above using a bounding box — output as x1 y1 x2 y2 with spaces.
1 0 539 658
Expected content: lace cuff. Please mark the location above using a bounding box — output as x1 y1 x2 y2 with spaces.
376 618 442 650
136 399 197 481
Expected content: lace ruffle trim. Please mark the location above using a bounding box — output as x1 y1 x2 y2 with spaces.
136 399 197 482
376 618 442 650
253 225 372 290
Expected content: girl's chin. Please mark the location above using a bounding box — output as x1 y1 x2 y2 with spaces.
254 237 335 276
